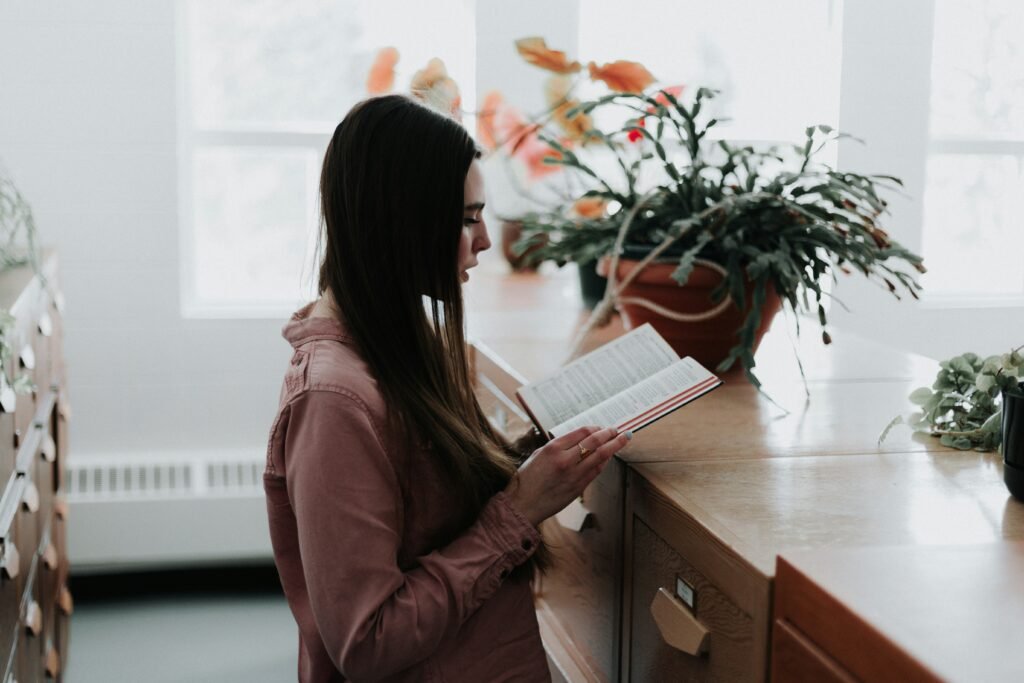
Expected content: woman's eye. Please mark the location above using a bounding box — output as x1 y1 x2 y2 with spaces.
463 218 480 226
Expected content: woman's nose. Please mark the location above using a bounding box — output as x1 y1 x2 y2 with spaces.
475 223 491 253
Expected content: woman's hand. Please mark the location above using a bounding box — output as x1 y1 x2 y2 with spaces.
504 426 632 527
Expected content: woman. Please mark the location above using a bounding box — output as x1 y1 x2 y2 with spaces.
264 94 631 682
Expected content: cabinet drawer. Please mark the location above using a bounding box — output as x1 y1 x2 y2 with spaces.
626 517 758 682
624 470 771 682
535 458 625 682
771 619 855 683
0 416 13 494
16 563 43 683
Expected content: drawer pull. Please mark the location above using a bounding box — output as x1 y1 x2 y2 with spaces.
59 586 74 615
38 311 53 337
19 345 35 371
555 498 592 532
45 644 60 678
651 587 710 656
25 600 42 636
0 377 14 414
41 434 56 463
43 542 58 571
1 543 19 580
21 481 39 513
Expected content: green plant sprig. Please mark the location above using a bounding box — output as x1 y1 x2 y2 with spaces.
880 346 1024 451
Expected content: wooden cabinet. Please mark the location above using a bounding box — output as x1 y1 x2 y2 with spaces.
0 253 71 681
773 544 1024 682
623 470 767 682
535 458 626 683
466 267 1024 682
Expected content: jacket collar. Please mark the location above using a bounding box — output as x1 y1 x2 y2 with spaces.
282 302 351 348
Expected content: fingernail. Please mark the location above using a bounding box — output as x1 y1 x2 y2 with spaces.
624 430 633 441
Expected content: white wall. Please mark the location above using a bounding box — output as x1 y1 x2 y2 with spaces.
0 0 287 458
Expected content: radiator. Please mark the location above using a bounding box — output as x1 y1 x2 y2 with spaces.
65 449 273 573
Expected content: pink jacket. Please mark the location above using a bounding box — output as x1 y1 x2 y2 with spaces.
264 304 550 682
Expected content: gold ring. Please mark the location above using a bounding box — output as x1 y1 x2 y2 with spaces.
577 443 591 462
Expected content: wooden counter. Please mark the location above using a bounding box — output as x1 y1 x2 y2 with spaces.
465 262 1017 682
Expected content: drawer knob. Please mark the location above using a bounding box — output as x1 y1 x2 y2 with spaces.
0 378 14 414
41 434 56 463
651 587 709 656
43 542 58 571
19 345 35 371
45 644 60 678
21 481 39 513
1 543 19 580
38 311 53 337
25 600 42 636
59 585 74 615
555 497 592 532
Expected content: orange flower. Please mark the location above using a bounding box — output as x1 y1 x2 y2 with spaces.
366 47 399 95
411 58 462 120
477 90 503 150
515 37 582 74
493 106 563 179
651 85 685 109
544 75 592 143
572 197 608 219
587 60 656 93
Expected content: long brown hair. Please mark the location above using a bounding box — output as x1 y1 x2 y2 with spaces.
317 95 527 538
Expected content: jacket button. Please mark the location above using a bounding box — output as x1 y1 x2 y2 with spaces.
521 539 533 551
499 568 510 579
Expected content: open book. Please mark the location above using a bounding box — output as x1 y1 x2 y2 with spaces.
515 324 723 439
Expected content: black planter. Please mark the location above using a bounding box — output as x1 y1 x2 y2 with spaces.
1003 381 1024 500
577 259 608 310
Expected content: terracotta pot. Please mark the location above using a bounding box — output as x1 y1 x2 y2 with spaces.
500 220 543 272
598 257 782 370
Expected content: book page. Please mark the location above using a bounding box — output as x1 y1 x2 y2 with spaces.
549 357 721 438
515 324 679 433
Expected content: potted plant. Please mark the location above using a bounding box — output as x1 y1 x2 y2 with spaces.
513 81 926 387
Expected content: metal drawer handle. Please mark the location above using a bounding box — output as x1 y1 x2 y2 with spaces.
19 345 35 371
45 644 60 678
25 600 42 637
38 311 53 337
1 543 19 580
21 481 39 513
43 542 58 571
59 586 74 616
41 434 56 463
651 587 709 656
555 497 592 532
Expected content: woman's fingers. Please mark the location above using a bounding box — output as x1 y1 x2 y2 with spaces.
576 427 618 455
578 431 630 475
548 425 599 452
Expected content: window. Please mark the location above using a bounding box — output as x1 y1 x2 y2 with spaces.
578 0 843 145
178 0 474 316
921 0 1024 301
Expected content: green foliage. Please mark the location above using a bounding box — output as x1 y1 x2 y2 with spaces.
885 346 1024 452
515 88 925 382
0 172 40 396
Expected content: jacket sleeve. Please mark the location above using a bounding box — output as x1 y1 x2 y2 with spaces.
283 389 540 681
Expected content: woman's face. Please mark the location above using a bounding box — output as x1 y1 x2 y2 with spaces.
458 159 490 283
